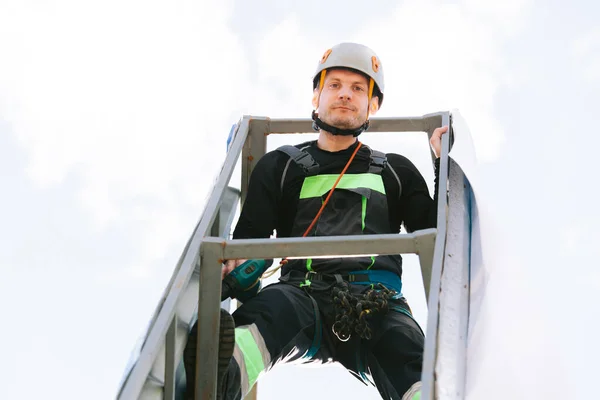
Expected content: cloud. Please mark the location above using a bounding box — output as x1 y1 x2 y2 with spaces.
0 0 540 397
247 15 319 118
247 0 533 163
0 1 254 397
352 0 533 163
0 0 250 278
572 27 600 84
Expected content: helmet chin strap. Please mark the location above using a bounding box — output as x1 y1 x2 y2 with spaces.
311 110 370 137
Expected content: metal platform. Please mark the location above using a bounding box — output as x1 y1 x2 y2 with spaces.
116 112 471 400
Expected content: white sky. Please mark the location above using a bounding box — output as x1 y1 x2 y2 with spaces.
1 0 598 399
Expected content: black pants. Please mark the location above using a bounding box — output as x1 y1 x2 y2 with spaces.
220 273 425 400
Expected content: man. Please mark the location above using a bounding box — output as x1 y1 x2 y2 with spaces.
184 42 448 400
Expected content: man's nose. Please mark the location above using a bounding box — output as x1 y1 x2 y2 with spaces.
338 86 352 100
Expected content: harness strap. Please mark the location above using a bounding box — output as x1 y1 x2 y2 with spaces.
303 290 322 359
303 270 403 297
276 143 390 179
284 269 323 359
277 143 400 198
367 149 387 174
277 144 318 192
277 145 320 176
368 147 402 199
387 162 402 198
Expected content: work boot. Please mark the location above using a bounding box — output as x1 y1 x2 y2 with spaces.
402 381 422 400
184 308 236 400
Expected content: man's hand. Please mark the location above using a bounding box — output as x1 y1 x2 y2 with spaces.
222 259 247 280
430 126 449 159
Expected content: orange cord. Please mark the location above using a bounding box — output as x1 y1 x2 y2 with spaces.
262 141 363 279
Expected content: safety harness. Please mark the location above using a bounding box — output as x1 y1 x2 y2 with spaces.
274 141 410 358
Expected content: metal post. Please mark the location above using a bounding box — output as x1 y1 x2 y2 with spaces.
212 212 220 237
242 116 268 400
434 158 471 399
195 242 224 400
164 318 178 400
421 112 452 400
416 231 436 301
241 117 269 206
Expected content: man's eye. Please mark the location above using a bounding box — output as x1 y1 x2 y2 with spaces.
354 86 364 91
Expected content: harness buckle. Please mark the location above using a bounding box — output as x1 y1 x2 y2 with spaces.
295 152 320 175
300 270 316 288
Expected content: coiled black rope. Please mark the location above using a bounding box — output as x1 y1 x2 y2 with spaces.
331 280 397 341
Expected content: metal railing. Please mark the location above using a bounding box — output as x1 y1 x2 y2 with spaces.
117 112 459 400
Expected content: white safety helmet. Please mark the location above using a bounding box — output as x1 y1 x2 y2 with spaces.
311 42 385 136
312 42 385 107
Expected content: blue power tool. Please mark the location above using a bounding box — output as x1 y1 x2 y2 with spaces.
221 259 272 302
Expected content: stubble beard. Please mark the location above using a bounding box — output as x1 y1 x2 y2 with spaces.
322 107 365 130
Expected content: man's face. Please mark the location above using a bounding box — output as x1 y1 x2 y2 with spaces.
313 68 378 130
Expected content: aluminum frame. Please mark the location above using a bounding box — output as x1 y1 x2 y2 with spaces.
116 112 461 400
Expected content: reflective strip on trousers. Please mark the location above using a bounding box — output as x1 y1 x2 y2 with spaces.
233 323 271 395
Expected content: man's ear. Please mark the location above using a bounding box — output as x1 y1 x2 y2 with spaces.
312 88 320 109
369 96 380 116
